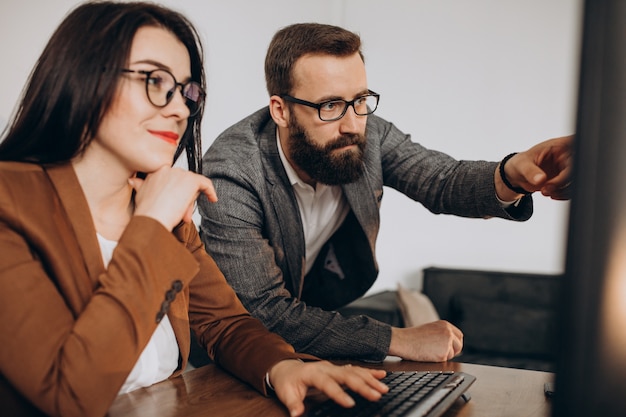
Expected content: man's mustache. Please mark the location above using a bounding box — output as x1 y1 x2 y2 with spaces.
325 134 365 151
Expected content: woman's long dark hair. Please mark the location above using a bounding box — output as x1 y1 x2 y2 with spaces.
0 1 205 173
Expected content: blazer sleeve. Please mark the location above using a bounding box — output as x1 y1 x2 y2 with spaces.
181 223 316 394
372 115 533 220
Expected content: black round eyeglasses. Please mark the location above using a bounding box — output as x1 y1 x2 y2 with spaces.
121 68 205 117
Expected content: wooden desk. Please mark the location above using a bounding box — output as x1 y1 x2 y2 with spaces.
107 359 554 417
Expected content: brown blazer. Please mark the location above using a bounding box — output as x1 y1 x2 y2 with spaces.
0 162 313 417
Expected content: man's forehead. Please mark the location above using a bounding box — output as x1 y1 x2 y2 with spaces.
292 53 367 98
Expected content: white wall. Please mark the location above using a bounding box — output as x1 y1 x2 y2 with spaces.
0 1 582 293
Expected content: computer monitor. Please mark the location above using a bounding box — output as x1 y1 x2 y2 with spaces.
552 1 626 416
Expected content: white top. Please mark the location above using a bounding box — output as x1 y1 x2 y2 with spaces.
96 233 179 395
277 131 350 274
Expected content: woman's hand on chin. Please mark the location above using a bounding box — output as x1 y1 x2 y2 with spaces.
128 166 217 230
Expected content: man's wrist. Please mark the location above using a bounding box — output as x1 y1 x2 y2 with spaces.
496 193 522 208
498 153 532 196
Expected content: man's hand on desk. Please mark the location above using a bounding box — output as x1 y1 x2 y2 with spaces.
268 360 388 417
389 320 464 362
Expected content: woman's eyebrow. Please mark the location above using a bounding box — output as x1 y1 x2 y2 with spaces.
128 59 192 82
129 58 169 69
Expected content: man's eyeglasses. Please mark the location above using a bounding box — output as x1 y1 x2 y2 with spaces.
121 68 205 117
281 90 380 122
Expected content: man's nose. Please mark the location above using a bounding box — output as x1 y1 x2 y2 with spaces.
338 103 363 133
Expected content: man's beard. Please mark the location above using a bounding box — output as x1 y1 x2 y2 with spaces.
287 116 367 185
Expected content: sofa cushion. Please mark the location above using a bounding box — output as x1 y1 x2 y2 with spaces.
396 284 440 327
453 295 557 357
421 266 561 371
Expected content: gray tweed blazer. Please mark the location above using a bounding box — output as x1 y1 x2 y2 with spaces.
198 107 532 362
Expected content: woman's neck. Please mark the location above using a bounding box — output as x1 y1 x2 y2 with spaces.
72 153 135 241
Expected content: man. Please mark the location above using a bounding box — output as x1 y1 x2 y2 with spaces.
198 23 571 363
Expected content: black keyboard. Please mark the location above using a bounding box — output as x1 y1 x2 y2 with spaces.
307 371 475 417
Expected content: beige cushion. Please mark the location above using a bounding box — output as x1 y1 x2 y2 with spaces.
396 284 440 327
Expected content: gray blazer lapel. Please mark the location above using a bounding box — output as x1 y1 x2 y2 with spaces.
259 125 306 298
342 175 380 254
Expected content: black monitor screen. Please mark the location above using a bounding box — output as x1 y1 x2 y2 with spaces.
553 1 626 416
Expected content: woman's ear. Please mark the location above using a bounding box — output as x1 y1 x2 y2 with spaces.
269 95 289 128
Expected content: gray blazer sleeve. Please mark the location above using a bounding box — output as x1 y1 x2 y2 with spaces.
372 114 533 220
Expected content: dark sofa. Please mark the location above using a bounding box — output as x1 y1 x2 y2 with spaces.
339 266 561 372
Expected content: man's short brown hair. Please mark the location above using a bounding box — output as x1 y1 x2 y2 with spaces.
264 23 364 97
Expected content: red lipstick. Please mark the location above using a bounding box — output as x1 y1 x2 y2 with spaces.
148 130 179 145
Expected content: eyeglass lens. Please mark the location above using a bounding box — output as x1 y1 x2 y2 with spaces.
320 95 378 121
145 69 203 116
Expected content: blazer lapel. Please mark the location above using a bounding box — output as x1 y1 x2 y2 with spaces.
342 174 380 252
259 124 306 298
45 164 105 289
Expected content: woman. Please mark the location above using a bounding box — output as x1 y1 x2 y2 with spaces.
0 2 388 417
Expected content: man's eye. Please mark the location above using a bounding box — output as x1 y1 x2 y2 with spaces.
354 96 367 106
320 101 341 111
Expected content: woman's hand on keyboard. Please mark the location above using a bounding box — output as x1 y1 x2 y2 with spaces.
268 360 389 417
